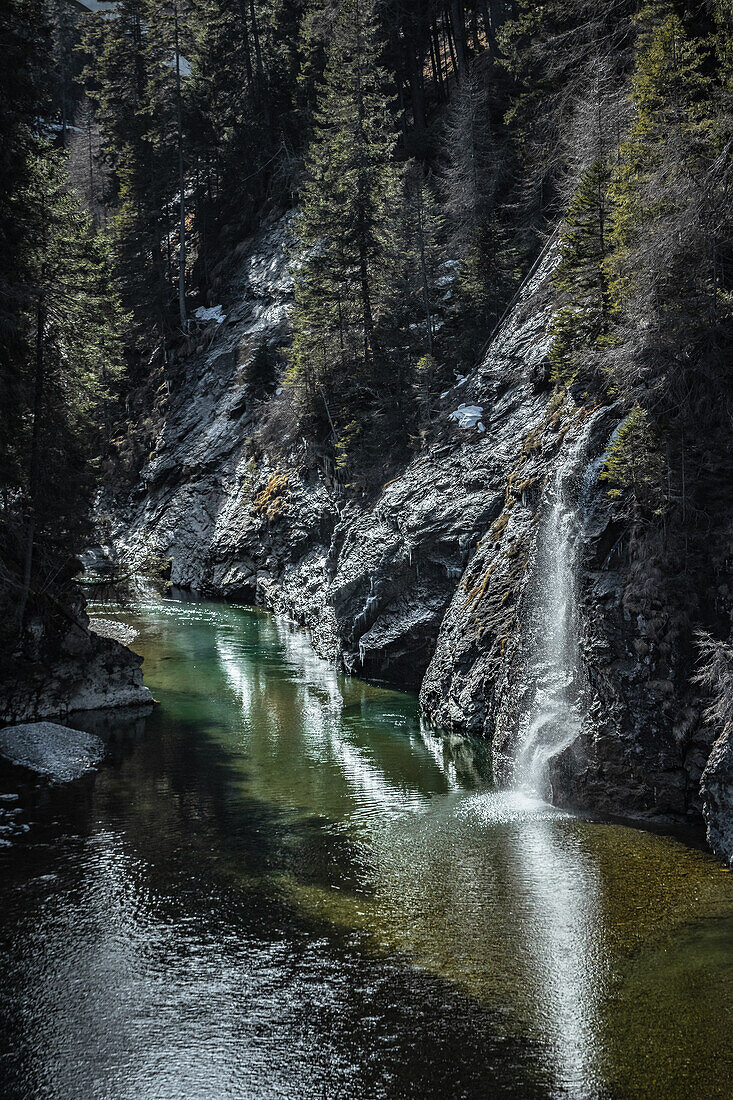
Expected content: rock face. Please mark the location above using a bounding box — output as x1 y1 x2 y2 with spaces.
0 722 104 782
108 214 730 846
111 219 556 684
110 214 297 597
0 611 153 725
700 728 733 868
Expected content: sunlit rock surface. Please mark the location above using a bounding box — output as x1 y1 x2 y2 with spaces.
0 722 104 782
110 218 554 688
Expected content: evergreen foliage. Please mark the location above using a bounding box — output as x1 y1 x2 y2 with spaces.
288 0 402 474
549 158 612 386
600 406 664 518
0 2 125 652
3 0 733 656
82 0 171 341
0 0 49 487
1 142 124 644
442 54 518 356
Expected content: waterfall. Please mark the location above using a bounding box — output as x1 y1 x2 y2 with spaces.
512 411 606 798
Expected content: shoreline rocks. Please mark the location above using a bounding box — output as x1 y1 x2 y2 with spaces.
0 616 153 726
701 727 733 868
0 722 104 783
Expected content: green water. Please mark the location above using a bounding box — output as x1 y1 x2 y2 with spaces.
1 596 732 1099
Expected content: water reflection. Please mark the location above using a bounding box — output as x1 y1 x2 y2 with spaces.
1 597 732 1100
512 806 606 1098
218 606 607 1092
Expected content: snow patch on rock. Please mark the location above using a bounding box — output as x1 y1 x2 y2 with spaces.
194 304 226 325
450 404 484 429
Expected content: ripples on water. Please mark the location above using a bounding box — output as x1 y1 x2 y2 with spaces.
1 597 732 1099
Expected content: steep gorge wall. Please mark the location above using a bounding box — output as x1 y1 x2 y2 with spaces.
106 216 732 860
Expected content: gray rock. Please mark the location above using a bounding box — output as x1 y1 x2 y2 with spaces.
0 722 105 782
701 726 733 868
89 618 139 646
0 615 153 724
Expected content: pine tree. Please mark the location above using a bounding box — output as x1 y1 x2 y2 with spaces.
550 157 612 385
288 0 401 472
83 0 172 342
442 53 518 361
600 405 664 520
188 0 302 258
14 149 125 627
143 0 200 334
500 0 635 220
400 164 445 359
607 4 711 305
377 162 447 438
596 3 733 539
67 97 107 227
0 0 49 513
295 0 334 140
46 0 86 140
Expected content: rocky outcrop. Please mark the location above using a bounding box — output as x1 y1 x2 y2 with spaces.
0 722 104 782
420 404 616 765
107 214 729 843
109 214 297 596
110 219 556 686
0 610 153 725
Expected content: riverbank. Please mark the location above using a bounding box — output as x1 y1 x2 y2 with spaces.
0 604 153 726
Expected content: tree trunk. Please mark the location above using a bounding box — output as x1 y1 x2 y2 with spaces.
431 13 446 97
470 3 480 53
237 0 254 91
174 4 188 334
444 5 460 82
249 0 264 86
416 180 434 354
87 107 95 219
449 1 467 80
354 0 377 365
18 296 46 631
428 30 443 99
406 44 427 134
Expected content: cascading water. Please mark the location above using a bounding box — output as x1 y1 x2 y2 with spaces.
512 411 607 798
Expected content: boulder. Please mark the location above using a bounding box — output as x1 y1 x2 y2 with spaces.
0 722 104 782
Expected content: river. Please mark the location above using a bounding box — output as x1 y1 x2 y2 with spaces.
1 596 732 1098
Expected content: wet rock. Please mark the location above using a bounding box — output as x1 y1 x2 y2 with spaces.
0 722 104 782
89 618 139 646
109 216 553 691
109 215 296 593
0 616 153 725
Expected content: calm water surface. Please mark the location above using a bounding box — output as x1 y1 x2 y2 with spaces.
1 597 732 1099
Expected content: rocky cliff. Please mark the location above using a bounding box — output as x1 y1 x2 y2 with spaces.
105 214 732 864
